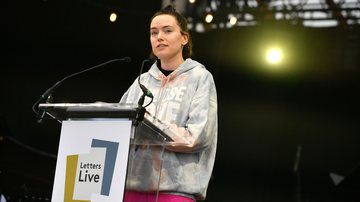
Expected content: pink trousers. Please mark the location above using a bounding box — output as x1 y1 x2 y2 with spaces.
124 191 195 202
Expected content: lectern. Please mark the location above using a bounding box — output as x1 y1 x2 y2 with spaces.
39 103 173 202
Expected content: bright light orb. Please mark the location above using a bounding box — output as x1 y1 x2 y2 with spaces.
205 14 214 23
109 13 117 22
266 48 282 65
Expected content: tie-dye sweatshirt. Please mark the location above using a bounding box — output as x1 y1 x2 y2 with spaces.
120 58 218 200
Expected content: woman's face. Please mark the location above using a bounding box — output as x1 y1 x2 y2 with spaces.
150 14 188 61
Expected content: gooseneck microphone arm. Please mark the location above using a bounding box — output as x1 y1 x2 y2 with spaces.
32 57 131 123
134 58 154 126
138 59 154 99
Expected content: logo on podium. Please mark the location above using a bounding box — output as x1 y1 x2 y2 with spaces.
64 139 119 201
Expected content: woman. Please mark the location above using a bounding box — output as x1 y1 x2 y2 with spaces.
120 5 218 202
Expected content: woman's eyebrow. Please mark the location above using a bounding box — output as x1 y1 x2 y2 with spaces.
150 25 173 30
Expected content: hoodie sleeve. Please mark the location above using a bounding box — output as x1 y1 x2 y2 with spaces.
119 77 141 104
159 70 218 152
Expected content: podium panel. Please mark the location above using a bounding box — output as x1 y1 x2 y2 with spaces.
125 120 168 200
39 103 173 202
52 119 132 202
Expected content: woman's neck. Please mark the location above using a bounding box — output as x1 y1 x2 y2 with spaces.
160 57 184 71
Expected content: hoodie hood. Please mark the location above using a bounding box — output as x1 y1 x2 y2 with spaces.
148 58 204 80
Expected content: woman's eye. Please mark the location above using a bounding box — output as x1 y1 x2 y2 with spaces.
150 31 158 36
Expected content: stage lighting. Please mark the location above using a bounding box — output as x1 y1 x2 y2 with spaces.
266 48 282 65
205 13 214 23
229 15 237 26
109 13 117 22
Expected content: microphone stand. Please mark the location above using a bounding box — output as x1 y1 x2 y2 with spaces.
32 57 131 123
36 93 53 124
293 145 303 202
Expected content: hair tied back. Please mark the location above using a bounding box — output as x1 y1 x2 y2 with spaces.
163 5 176 12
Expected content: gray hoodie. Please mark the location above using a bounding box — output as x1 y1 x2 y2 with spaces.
120 58 218 200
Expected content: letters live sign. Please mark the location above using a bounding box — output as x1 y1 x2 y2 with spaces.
51 119 132 202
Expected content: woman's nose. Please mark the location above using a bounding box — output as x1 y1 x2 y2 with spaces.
157 31 163 41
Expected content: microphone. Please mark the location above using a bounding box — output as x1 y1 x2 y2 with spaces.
138 59 154 99
134 58 154 126
32 56 132 122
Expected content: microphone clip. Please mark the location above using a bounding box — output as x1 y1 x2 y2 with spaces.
134 96 146 126
36 93 53 124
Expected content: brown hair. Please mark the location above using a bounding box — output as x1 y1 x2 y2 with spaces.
150 5 193 59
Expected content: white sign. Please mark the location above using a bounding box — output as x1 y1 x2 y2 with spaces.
51 119 132 202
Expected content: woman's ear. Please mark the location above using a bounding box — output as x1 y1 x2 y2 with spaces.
181 32 189 45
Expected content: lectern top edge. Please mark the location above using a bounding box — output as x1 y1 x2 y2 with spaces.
38 102 138 120
38 102 175 142
39 102 138 110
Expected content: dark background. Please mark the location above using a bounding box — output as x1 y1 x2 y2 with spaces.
1 0 360 201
